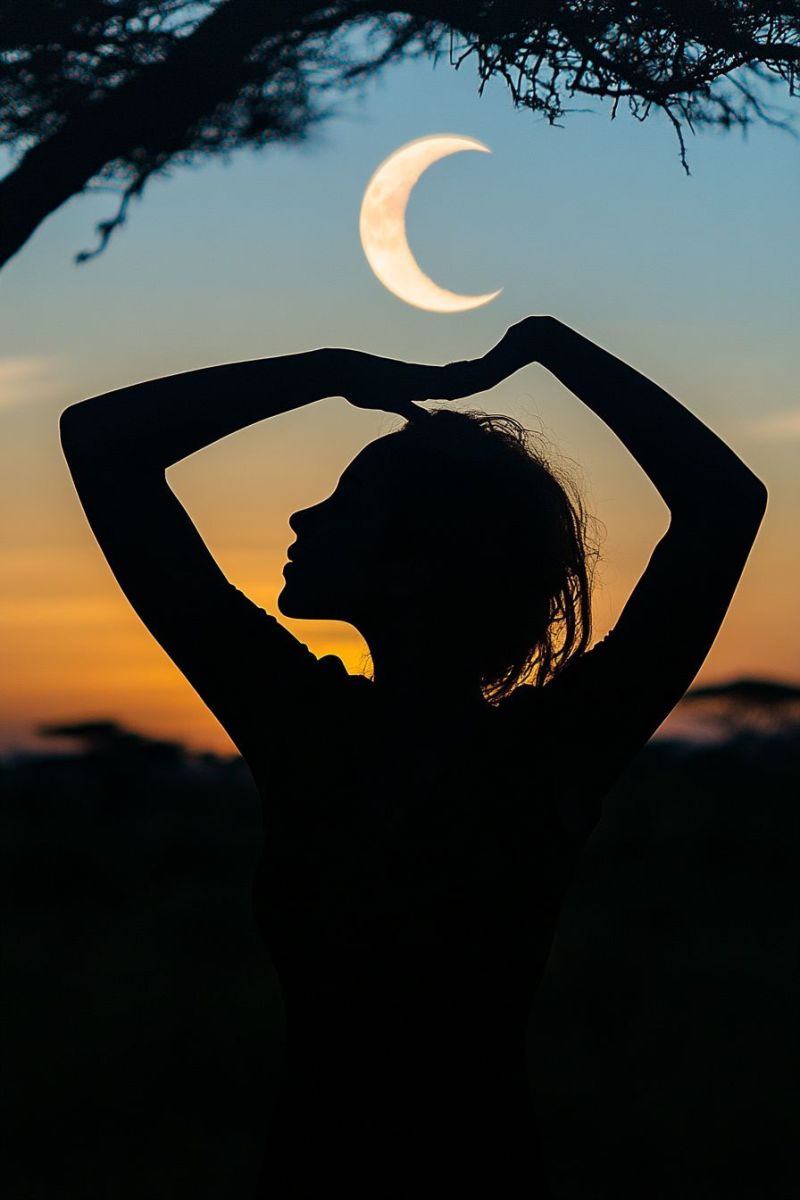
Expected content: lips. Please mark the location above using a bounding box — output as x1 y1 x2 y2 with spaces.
284 544 304 572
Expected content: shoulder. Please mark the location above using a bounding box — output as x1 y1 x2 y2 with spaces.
202 586 367 755
315 653 373 700
221 586 346 683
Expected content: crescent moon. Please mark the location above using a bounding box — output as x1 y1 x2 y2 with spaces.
359 134 502 313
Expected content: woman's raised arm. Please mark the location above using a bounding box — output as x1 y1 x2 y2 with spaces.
482 316 767 520
59 346 454 472
62 348 327 471
464 317 768 829
58 346 456 761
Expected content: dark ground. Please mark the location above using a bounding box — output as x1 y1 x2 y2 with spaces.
3 710 799 1199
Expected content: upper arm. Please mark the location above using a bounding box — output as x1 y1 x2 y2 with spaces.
63 447 323 761
539 485 767 832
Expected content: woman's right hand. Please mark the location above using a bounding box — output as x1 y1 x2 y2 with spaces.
479 316 562 384
432 317 563 401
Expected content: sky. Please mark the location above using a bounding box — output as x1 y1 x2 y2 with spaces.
1 49 798 755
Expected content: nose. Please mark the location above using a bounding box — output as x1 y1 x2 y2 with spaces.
289 504 319 536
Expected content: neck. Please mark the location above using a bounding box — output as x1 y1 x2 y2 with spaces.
361 620 486 714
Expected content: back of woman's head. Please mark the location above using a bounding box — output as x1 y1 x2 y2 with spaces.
386 407 596 703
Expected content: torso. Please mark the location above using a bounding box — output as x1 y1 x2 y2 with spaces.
250 675 584 1197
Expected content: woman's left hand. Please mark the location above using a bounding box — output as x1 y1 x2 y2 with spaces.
333 348 493 420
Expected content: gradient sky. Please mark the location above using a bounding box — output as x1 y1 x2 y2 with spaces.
1 52 798 755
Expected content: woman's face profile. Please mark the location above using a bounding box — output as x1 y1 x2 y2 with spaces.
277 437 411 623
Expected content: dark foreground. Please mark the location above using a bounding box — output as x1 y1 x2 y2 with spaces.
3 712 799 1199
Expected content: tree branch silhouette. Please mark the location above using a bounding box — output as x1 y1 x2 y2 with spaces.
0 0 797 270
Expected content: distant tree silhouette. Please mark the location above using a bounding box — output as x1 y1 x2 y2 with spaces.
687 678 800 705
39 718 184 761
684 677 800 737
1 0 798 270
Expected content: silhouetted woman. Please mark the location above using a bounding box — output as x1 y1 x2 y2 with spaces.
60 317 767 1198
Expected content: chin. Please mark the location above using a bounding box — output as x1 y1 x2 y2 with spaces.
276 585 300 618
278 582 320 620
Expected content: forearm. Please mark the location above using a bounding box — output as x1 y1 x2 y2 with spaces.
491 320 766 520
60 347 340 473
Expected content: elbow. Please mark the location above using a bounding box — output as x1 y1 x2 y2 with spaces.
718 468 768 541
726 471 768 553
750 472 768 512
733 465 768 524
714 465 768 544
59 403 86 462
706 455 768 524
59 401 104 473
670 464 767 540
60 403 160 481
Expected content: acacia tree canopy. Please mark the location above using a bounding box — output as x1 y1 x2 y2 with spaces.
0 0 797 271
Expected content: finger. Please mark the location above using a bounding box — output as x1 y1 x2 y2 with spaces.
394 399 428 422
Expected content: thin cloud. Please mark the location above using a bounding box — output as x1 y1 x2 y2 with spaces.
0 356 57 408
747 410 800 441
